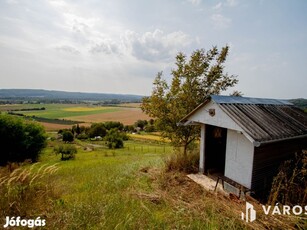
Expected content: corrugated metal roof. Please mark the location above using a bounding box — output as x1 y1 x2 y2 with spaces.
211 95 292 105
213 96 307 142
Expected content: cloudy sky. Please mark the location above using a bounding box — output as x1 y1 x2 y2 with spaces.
0 0 306 98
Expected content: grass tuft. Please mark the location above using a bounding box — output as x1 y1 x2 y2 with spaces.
0 163 60 220
164 149 199 173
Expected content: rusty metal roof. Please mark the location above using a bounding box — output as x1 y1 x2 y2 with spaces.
211 96 307 142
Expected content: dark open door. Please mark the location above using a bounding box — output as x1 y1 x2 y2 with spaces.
205 125 227 175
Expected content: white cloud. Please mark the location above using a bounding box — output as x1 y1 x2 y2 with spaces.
211 14 232 29
89 40 120 55
186 0 201 6
226 0 238 7
213 2 223 10
6 0 18 4
55 45 80 55
0 0 305 98
212 0 238 10
122 29 193 62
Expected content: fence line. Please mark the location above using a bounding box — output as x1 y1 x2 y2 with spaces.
125 145 171 153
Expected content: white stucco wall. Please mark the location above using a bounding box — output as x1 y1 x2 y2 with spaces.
224 129 254 188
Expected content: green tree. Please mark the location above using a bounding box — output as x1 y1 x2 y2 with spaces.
72 124 81 135
104 121 124 131
141 46 238 155
88 123 107 138
124 125 135 133
104 128 124 149
0 114 47 165
62 130 74 142
134 120 148 130
54 144 77 160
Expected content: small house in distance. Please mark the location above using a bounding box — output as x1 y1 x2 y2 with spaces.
180 95 307 198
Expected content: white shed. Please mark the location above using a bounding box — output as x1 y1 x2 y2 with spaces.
180 95 307 198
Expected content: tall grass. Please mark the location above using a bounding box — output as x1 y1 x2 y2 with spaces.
0 163 59 219
268 150 307 206
164 149 199 173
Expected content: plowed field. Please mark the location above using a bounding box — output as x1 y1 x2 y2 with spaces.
65 107 150 125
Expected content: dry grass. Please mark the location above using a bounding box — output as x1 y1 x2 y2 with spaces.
0 163 59 219
132 168 247 229
128 133 167 142
164 150 199 173
268 150 307 206
133 166 305 229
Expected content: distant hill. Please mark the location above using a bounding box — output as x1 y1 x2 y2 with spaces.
0 89 143 103
289 98 307 110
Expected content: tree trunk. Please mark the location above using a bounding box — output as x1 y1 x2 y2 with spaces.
183 142 188 157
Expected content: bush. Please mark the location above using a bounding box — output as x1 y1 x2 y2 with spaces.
54 144 77 160
0 114 47 166
124 125 135 133
77 133 88 140
104 128 124 149
145 125 155 132
164 149 199 173
134 120 148 130
87 123 107 138
62 130 74 142
268 150 307 206
104 121 124 131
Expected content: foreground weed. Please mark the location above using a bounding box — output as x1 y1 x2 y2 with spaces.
0 163 59 219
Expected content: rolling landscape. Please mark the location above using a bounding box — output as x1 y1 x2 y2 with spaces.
1 1 307 229
0 88 306 229
0 89 150 131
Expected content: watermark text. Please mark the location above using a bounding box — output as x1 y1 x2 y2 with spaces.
3 216 46 228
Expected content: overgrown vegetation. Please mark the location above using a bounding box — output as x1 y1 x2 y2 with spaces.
54 144 77 160
268 150 307 206
0 163 59 217
0 114 47 166
164 149 199 173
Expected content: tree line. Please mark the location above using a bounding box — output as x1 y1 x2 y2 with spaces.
0 114 46 166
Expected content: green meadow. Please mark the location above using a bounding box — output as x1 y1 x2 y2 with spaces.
1 104 120 119
0 136 251 230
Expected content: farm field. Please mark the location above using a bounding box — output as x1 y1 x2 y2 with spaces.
0 103 76 112
8 105 120 119
66 107 150 125
128 132 168 142
0 103 150 130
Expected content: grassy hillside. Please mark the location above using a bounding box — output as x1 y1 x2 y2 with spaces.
0 137 303 229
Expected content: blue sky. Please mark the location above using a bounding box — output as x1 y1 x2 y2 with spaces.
0 0 306 98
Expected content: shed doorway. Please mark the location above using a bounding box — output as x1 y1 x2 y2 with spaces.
204 125 227 175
